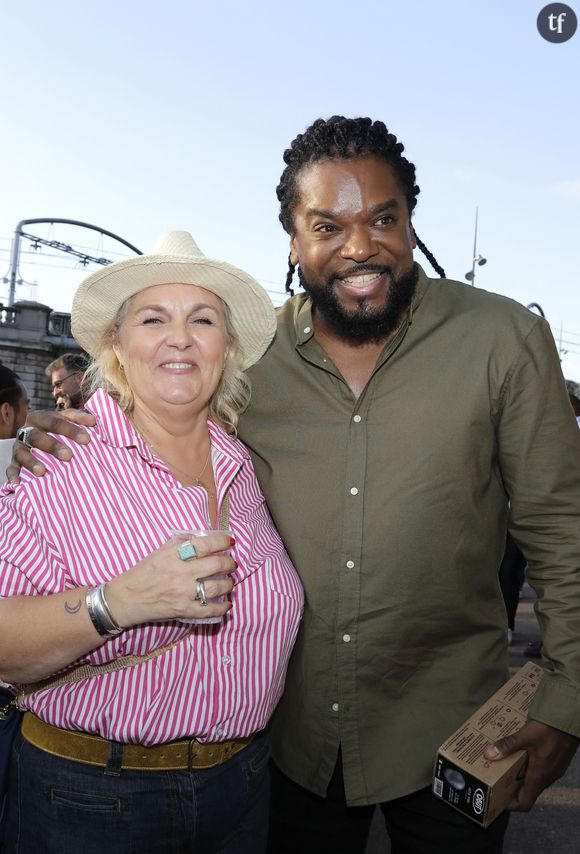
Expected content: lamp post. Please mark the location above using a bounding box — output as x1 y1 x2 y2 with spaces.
465 207 487 286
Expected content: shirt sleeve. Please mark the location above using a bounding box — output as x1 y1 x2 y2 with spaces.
497 317 580 735
0 484 68 597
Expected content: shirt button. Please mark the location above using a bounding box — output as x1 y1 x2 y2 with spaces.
343 634 351 643
353 415 362 423
332 703 339 712
216 726 224 736
222 655 231 665
346 560 355 569
303 326 311 334
350 487 359 495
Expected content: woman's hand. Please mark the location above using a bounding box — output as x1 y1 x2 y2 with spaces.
7 408 95 482
0 532 236 684
105 532 236 627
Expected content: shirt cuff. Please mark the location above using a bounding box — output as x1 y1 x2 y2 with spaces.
528 671 580 738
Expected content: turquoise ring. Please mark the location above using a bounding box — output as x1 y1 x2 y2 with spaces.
178 541 198 561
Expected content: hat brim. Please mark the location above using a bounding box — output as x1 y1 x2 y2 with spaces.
71 255 277 370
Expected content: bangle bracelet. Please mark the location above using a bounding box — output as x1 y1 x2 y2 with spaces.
100 584 121 631
86 585 123 638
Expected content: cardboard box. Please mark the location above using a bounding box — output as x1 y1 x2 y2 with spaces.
432 662 544 826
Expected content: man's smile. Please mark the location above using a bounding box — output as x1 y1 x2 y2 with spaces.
339 272 385 288
333 269 391 299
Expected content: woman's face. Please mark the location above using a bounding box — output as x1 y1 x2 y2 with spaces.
113 283 229 419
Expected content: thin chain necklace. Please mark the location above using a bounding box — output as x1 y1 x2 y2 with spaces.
132 417 214 492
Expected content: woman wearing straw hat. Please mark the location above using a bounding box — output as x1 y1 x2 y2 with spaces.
0 231 303 854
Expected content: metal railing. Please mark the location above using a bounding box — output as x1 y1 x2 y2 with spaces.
48 312 72 338
0 303 18 326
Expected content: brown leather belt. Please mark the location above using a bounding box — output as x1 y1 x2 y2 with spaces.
22 712 254 771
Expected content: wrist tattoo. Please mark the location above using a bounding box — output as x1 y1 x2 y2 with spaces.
64 599 82 614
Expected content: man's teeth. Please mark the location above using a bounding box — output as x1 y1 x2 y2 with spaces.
163 362 192 369
341 272 382 286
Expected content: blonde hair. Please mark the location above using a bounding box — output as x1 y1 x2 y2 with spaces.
84 295 251 434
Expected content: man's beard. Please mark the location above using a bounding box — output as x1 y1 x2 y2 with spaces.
58 390 83 410
298 262 418 345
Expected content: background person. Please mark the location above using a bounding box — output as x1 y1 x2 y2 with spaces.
0 365 29 477
499 533 526 644
569 392 580 427
0 231 303 854
45 352 89 410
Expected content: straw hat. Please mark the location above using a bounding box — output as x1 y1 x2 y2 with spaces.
71 231 277 369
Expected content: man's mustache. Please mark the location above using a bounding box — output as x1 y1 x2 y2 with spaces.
334 263 392 281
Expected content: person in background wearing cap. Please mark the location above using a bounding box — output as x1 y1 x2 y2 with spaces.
0 365 29 477
0 232 303 854
45 352 90 410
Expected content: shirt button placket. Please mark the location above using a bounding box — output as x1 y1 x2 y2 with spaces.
336 404 366 764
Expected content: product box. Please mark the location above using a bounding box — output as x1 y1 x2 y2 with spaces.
432 662 544 827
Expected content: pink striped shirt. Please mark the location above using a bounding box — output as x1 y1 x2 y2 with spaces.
0 389 303 744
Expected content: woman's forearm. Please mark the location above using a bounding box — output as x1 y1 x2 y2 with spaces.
0 533 236 685
0 589 104 683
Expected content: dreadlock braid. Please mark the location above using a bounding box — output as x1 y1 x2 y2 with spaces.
284 254 296 297
276 116 445 289
414 232 446 278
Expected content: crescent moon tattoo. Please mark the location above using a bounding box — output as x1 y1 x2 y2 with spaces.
64 599 82 614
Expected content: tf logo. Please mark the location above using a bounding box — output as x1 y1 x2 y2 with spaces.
537 3 577 42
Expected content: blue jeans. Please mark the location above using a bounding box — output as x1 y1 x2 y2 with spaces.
3 729 270 854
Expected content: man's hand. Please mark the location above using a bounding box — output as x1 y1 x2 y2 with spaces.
484 719 579 811
7 409 96 483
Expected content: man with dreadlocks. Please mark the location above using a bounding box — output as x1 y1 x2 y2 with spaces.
241 116 580 853
11 116 580 854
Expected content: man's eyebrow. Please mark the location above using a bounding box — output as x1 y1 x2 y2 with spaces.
368 199 400 216
305 208 337 220
305 199 401 219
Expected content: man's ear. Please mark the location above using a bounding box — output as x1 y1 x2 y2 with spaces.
409 221 417 249
290 235 299 268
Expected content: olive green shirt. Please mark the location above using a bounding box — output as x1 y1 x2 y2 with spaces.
240 264 580 806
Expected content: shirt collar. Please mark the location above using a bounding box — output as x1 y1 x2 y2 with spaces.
85 388 250 464
295 299 316 345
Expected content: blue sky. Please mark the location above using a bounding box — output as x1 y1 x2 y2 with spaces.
1 0 579 378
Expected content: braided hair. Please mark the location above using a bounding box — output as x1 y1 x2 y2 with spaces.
276 116 445 294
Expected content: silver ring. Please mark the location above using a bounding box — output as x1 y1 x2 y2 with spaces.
16 426 35 447
196 580 208 606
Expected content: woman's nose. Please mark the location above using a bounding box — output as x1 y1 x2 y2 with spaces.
166 322 194 347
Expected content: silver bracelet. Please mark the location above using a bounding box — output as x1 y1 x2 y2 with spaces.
86 584 122 638
100 583 121 631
